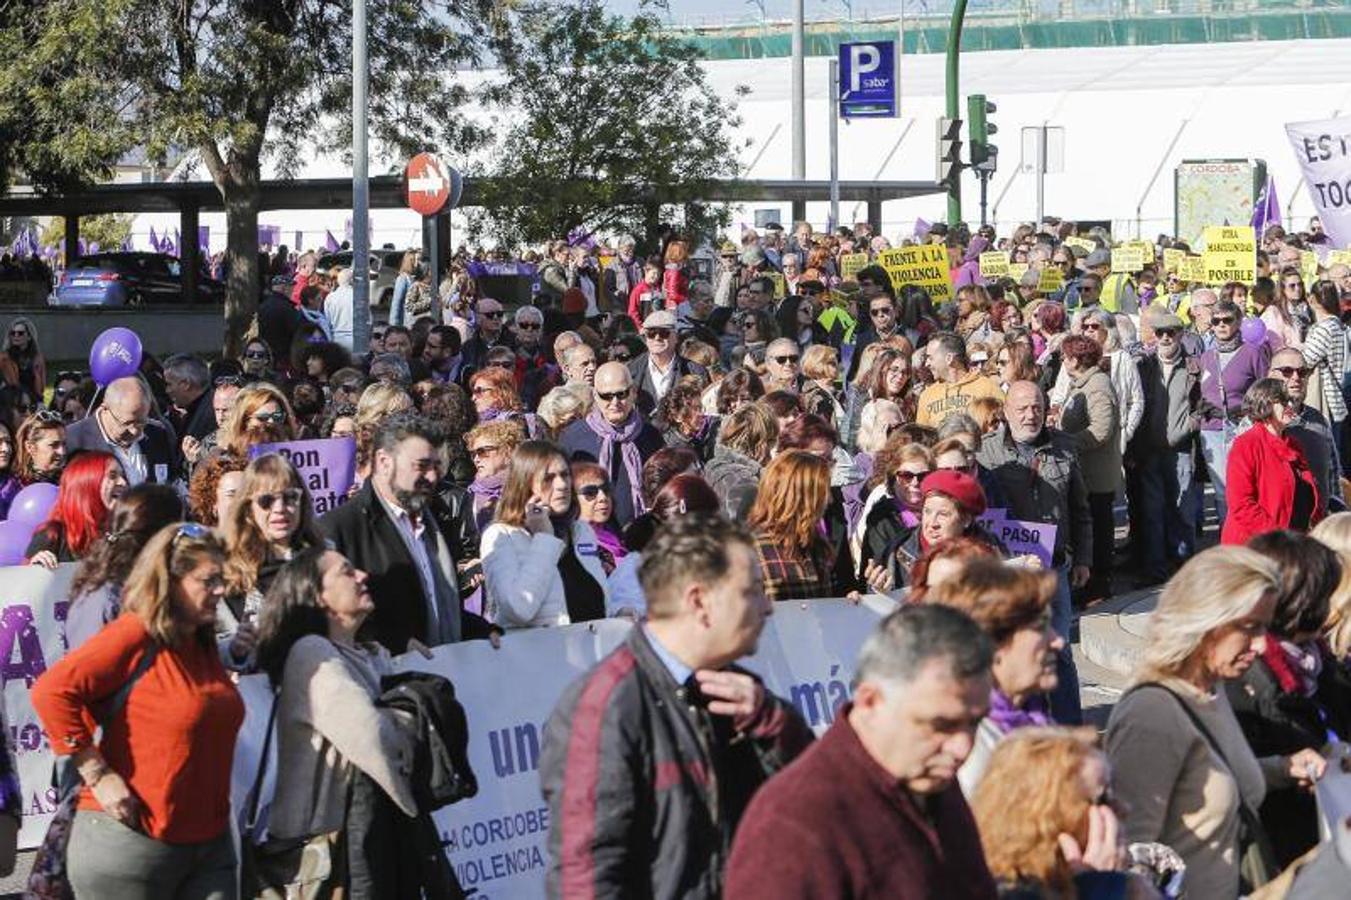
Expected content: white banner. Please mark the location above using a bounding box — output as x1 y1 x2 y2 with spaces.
0 563 892 898
1287 117 1351 249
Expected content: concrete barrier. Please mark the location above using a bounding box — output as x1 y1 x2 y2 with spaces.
1 306 224 362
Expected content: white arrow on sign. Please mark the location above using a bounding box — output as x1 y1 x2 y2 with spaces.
409 157 448 195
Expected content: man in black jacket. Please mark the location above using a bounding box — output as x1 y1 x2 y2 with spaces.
320 413 494 654
65 375 179 486
626 309 707 416
540 515 812 900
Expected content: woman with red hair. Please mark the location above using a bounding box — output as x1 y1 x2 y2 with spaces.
469 366 541 438
662 239 690 314
26 450 127 568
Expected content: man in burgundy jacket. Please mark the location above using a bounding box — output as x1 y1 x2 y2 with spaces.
540 515 812 900
725 604 998 900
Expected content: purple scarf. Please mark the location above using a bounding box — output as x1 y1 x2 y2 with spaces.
584 407 646 517
985 687 1053 735
468 471 506 531
593 524 626 561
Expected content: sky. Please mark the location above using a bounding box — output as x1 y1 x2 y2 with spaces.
603 0 899 27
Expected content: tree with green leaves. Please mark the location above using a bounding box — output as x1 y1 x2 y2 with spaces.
0 0 510 353
469 0 747 248
40 214 133 253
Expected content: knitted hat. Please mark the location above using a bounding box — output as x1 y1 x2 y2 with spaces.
920 470 987 518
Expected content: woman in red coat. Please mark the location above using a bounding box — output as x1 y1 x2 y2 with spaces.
1221 377 1321 545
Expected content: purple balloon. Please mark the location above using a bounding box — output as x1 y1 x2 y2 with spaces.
89 327 144 387
1240 316 1267 346
9 482 57 526
0 520 33 566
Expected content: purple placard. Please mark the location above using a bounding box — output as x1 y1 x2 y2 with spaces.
248 437 356 515
979 507 1057 567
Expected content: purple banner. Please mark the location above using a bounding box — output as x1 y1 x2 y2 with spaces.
249 437 356 515
466 260 538 279
977 508 1058 568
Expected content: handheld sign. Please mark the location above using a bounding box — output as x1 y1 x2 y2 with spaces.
879 245 953 303
1201 225 1256 286
250 437 357 515
1111 246 1146 273
979 252 1010 279
839 252 869 280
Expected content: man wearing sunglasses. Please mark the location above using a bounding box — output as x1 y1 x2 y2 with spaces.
763 338 804 394
559 362 664 529
1133 308 1204 582
627 310 705 416
1197 300 1271 527
1267 347 1343 518
462 296 514 375
66 376 178 487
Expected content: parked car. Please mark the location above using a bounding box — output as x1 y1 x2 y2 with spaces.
50 252 224 307
316 249 408 307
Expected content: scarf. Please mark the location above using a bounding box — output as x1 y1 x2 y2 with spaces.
1215 333 1244 353
584 407 646 517
468 470 506 501
1262 637 1324 698
985 687 1053 734
593 524 626 562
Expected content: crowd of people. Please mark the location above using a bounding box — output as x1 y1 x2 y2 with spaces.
0 213 1347 897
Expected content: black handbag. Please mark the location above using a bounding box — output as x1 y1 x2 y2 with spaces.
239 694 347 900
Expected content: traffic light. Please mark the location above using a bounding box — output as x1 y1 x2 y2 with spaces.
936 116 963 186
968 94 998 171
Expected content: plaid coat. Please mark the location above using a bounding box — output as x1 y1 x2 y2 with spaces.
752 530 834 601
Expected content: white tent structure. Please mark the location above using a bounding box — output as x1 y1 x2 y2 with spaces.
131 36 1351 251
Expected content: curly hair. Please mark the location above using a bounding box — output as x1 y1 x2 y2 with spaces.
747 450 831 552
188 452 249 526
1059 333 1102 370
654 376 707 436
414 381 474 436
469 366 523 415
715 368 765 415
972 727 1106 896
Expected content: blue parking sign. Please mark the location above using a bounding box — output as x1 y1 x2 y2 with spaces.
839 41 898 119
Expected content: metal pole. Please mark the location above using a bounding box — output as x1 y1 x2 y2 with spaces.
351 0 371 354
897 0 904 108
792 0 805 182
1035 125 1045 226
944 0 968 225
979 172 989 227
829 58 840 232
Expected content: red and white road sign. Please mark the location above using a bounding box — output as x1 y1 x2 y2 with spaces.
404 152 451 217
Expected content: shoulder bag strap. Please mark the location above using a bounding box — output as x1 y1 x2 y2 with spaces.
242 692 281 837
54 642 159 798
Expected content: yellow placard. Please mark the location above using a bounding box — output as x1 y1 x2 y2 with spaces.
1201 225 1256 286
979 252 1010 278
1111 247 1146 273
1037 266 1065 293
1008 262 1030 283
879 244 954 303
769 272 787 299
598 255 615 271
1064 236 1096 254
1125 240 1155 261
839 253 869 280
1328 250 1351 267
1178 255 1206 283
1162 248 1185 273
1301 250 1319 285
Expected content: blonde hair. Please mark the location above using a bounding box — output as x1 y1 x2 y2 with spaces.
536 382 594 435
857 399 903 455
122 523 226 646
972 727 1104 896
801 344 838 382
220 384 296 458
747 450 831 551
464 418 526 455
223 454 323 596
717 402 778 465
1312 512 1351 657
969 396 1005 433
1134 545 1281 685
355 382 414 469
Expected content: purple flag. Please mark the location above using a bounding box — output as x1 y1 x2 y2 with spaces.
149 226 158 252
324 230 340 252
1251 176 1281 238
121 235 134 252
198 226 210 253
76 238 87 257
913 217 932 239
88 242 99 254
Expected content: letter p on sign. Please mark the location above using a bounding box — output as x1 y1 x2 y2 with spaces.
849 45 880 94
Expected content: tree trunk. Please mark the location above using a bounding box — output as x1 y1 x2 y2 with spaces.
221 176 261 358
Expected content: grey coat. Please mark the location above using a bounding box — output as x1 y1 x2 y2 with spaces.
1060 367 1121 493
704 446 762 520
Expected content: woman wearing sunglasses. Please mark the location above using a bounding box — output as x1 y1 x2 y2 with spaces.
14 409 67 486
851 438 932 584
239 338 275 382
0 316 46 404
220 454 324 658
481 440 609 629
26 450 126 569
572 461 623 575
32 523 245 899
217 383 296 460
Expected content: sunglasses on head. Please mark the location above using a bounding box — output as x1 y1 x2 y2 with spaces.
578 483 613 500
214 375 244 388
254 488 303 510
171 522 212 547
30 409 62 425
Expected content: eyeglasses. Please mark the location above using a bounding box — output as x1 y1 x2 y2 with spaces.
869 306 893 318
244 350 270 361
254 488 303 510
895 469 931 483
1274 365 1313 378
596 389 630 403
771 355 800 366
1212 316 1237 325
252 410 287 425
578 483 613 500
30 409 62 425
471 386 494 396
645 328 672 340
1155 327 1180 338
469 444 500 458
517 321 541 330
480 310 504 319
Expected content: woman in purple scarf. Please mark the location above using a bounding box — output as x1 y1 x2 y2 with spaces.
571 461 624 573
924 559 1064 796
465 419 525 532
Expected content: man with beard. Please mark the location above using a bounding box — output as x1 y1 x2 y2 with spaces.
320 413 496 654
